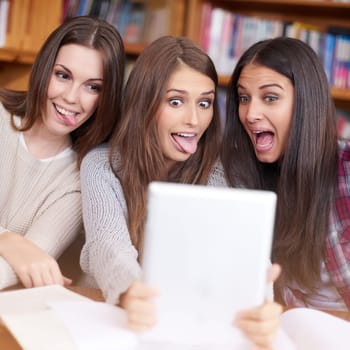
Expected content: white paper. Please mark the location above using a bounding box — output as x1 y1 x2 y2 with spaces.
49 300 139 350
1 309 76 350
280 307 350 350
0 285 89 315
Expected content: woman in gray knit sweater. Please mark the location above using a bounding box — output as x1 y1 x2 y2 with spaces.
80 36 281 349
0 17 124 290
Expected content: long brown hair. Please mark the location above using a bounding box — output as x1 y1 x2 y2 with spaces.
0 16 125 167
109 36 221 253
221 37 338 294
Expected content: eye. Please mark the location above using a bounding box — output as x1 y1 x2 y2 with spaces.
55 70 70 80
169 98 183 107
198 99 212 109
264 95 278 103
238 94 249 104
86 83 102 94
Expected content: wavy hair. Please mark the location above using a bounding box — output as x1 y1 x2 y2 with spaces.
0 16 125 167
109 36 221 253
221 37 338 294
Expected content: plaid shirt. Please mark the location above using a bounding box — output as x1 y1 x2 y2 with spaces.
285 140 350 310
325 139 350 309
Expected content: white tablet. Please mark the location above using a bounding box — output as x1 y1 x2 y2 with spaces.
141 182 277 345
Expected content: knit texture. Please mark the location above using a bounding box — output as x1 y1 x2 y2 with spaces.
80 144 229 304
0 103 82 289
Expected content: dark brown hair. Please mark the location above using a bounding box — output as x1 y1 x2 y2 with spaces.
221 37 338 295
109 36 221 253
0 16 125 167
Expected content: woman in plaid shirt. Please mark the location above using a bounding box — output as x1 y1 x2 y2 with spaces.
220 36 350 312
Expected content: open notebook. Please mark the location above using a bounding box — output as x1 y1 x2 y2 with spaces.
1 285 350 349
140 182 277 347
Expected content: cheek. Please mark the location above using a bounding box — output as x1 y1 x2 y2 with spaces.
47 78 59 99
82 95 100 117
238 105 246 123
201 110 214 130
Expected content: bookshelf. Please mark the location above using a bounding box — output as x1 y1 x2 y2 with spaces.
1 0 349 110
0 0 186 90
184 0 350 110
0 0 62 90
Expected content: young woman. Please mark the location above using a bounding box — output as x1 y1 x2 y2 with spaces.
0 16 124 290
220 36 349 312
80 35 282 349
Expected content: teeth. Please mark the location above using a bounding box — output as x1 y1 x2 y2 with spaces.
176 132 195 138
56 105 76 116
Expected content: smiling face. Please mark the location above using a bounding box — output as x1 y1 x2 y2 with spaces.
45 44 103 138
156 63 215 169
237 64 294 163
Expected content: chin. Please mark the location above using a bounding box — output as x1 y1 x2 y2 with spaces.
256 153 278 164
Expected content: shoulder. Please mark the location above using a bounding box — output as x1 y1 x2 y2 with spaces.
0 102 11 127
207 160 228 187
80 143 122 184
81 143 120 173
338 139 350 161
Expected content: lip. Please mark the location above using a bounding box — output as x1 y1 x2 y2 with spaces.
54 103 79 116
53 103 79 126
170 131 198 154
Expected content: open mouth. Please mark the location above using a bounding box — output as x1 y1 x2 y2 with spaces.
171 132 197 154
253 130 274 151
54 104 78 126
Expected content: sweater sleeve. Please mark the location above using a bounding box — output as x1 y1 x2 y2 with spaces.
79 145 142 305
0 188 82 290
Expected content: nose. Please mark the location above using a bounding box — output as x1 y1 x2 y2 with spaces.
62 83 79 104
184 103 199 126
245 101 263 123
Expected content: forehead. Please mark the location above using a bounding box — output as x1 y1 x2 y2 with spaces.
166 64 215 92
238 64 292 89
54 44 104 79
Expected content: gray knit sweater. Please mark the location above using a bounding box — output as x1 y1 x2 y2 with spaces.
0 103 82 289
80 144 228 304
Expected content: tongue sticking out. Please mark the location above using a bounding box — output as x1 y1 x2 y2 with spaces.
172 134 198 154
62 114 77 127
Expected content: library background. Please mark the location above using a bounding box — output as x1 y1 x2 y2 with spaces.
0 0 350 135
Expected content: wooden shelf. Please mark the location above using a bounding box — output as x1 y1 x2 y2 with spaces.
124 42 147 56
186 0 350 110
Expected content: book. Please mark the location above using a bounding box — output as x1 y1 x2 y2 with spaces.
1 285 350 349
0 0 9 48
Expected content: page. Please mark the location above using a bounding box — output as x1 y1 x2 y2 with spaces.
0 285 89 315
49 300 139 350
1 309 76 350
280 307 350 350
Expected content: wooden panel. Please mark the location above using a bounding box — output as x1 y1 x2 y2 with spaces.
21 0 62 58
0 61 31 90
3 0 27 50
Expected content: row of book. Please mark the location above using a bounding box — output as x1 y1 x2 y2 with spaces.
337 109 350 138
200 5 350 90
62 0 168 44
0 0 9 48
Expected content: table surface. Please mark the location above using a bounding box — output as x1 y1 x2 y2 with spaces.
1 286 350 350
0 286 104 350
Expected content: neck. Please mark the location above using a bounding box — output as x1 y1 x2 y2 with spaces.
23 121 71 159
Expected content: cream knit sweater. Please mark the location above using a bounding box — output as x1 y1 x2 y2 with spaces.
80 144 228 304
0 103 83 289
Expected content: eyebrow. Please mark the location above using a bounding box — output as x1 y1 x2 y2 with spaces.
237 83 284 90
54 64 103 81
166 88 215 95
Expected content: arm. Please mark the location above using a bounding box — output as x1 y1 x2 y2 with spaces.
80 146 142 305
0 189 82 289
